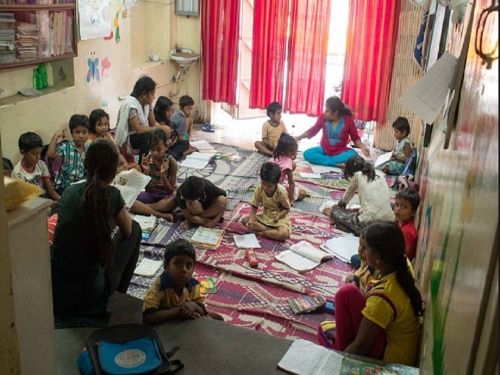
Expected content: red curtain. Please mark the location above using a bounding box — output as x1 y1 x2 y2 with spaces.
201 0 240 105
284 0 331 116
249 0 290 109
341 1 401 123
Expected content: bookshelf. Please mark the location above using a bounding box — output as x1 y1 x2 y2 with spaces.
0 0 77 70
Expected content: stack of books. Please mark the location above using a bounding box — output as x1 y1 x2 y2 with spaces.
49 11 74 56
16 21 39 61
0 13 15 64
288 295 326 315
190 227 224 250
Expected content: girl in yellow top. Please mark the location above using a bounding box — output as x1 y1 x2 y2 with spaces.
320 222 423 366
242 162 291 241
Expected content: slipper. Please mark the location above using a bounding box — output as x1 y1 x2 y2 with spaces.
202 123 215 133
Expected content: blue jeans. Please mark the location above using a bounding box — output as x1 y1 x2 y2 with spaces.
303 146 358 167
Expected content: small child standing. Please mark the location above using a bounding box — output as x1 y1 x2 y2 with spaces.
394 188 420 261
243 162 291 241
378 117 413 175
143 239 222 324
272 133 308 204
255 101 288 156
138 129 177 203
12 132 60 201
323 155 394 236
169 95 196 160
176 176 228 228
47 114 90 195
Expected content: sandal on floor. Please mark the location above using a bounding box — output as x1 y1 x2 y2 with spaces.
202 123 215 133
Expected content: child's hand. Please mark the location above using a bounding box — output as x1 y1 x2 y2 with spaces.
141 153 150 170
361 144 370 157
273 215 279 223
160 160 169 175
245 219 254 229
180 302 204 319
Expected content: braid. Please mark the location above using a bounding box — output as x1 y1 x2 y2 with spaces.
395 256 423 316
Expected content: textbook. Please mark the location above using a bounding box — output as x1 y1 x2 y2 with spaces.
288 295 326 315
113 169 151 208
321 236 359 263
132 214 157 241
190 226 225 249
134 258 163 277
275 241 333 272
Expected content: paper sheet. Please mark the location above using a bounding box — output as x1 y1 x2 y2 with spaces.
400 52 458 124
300 172 323 179
346 194 361 210
311 165 342 174
180 152 213 169
277 339 343 375
134 258 163 277
191 140 216 152
132 214 156 232
323 236 359 263
233 234 261 248
113 169 151 208
374 151 393 168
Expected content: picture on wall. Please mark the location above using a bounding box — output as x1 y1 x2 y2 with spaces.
78 0 112 40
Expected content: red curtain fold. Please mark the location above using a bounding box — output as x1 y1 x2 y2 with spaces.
201 0 240 105
249 0 289 109
284 0 331 116
341 0 401 123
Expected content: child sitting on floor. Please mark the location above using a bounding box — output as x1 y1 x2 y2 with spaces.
169 95 196 160
143 239 222 325
272 133 308 204
318 222 422 366
47 114 90 195
255 101 288 156
137 129 177 203
394 187 420 261
176 176 228 228
12 132 60 201
378 117 413 176
243 162 291 241
323 155 394 236
154 96 176 146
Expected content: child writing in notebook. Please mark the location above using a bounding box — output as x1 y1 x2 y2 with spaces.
242 162 291 241
272 133 308 204
322 155 394 235
137 129 177 203
319 222 422 366
255 101 288 156
394 187 420 261
377 117 413 175
12 132 60 201
143 239 222 324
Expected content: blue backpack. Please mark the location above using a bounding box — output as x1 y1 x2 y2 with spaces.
77 324 183 375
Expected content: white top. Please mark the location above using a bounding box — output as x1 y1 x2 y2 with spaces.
12 160 50 189
342 171 395 224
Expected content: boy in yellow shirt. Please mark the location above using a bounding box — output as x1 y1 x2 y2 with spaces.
255 101 288 156
143 239 221 324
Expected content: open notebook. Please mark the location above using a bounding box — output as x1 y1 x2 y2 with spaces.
275 241 332 272
190 227 225 249
179 152 214 169
321 236 359 263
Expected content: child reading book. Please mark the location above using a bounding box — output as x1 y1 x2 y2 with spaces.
377 117 413 176
242 162 291 241
142 239 222 324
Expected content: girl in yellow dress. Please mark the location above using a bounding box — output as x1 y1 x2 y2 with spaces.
242 162 291 241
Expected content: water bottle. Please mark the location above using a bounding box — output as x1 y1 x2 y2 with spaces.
39 64 48 89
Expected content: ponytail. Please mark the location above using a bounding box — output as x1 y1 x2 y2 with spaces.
362 222 423 317
344 155 375 181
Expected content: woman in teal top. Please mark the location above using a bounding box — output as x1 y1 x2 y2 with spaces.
51 139 141 327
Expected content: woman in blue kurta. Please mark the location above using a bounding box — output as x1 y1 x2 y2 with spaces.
295 97 370 166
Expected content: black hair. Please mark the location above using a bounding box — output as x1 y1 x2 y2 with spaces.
260 162 281 184
179 95 194 108
392 117 411 137
164 239 196 267
81 139 119 267
266 101 282 118
179 176 206 201
18 132 43 153
131 76 156 98
325 96 352 116
150 128 168 148
154 96 174 125
361 222 423 317
344 155 375 181
69 114 90 133
3 157 13 176
89 109 109 134
396 188 421 212
273 133 298 159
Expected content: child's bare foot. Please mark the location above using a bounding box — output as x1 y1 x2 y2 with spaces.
297 189 309 201
322 207 333 217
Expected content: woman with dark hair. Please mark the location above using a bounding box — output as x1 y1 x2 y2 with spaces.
50 139 141 327
295 96 370 167
114 76 172 164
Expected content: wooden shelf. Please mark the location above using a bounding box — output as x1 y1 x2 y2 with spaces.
0 3 74 10
0 78 74 108
0 52 76 70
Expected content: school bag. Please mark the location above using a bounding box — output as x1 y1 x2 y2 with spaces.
77 323 184 375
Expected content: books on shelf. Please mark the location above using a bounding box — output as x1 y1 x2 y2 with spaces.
320 236 359 264
190 227 224 250
275 240 333 273
288 295 326 315
0 12 16 64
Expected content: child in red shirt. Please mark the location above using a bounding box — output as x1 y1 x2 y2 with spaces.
394 188 420 261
